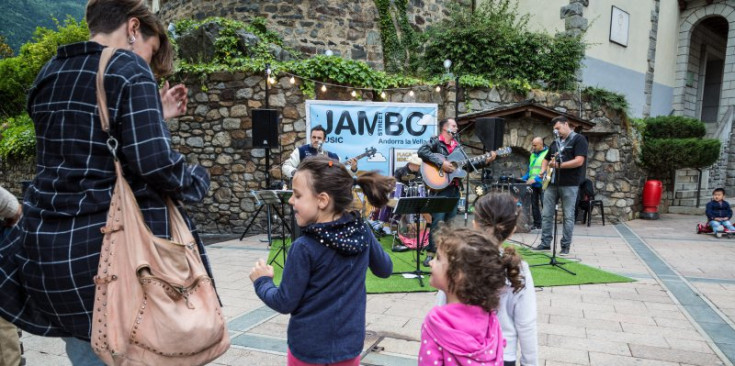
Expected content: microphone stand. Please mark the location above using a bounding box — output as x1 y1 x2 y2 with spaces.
451 132 479 226
531 132 576 275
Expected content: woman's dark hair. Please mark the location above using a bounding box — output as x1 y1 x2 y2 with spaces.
296 155 395 213
435 227 524 312
474 193 522 243
86 0 173 76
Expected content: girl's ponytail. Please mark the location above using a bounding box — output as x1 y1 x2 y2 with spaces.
502 246 525 293
356 172 395 209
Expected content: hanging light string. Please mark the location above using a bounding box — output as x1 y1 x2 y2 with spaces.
267 70 443 95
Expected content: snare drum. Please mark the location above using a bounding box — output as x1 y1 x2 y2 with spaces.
393 182 405 198
417 184 426 197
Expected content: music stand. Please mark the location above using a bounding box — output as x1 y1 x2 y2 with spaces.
239 190 293 268
391 196 460 287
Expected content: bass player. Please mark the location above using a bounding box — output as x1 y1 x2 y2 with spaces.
417 118 496 266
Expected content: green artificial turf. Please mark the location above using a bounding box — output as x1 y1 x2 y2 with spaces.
266 235 634 294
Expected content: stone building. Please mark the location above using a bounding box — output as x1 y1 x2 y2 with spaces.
516 0 735 213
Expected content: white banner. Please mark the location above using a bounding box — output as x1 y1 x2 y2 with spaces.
305 100 438 176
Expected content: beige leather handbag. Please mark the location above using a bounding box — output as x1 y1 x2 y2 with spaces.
91 47 230 365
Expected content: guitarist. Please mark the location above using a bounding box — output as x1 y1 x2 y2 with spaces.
417 118 496 266
535 116 588 256
281 125 359 179
521 137 548 232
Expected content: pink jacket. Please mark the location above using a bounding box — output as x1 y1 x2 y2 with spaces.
419 303 505 366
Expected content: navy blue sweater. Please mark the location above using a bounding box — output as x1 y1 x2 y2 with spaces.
253 213 392 363
706 200 733 221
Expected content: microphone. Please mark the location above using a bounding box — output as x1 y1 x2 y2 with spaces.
316 141 324 154
553 130 559 139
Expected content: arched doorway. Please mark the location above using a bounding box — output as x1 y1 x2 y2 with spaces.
690 17 728 129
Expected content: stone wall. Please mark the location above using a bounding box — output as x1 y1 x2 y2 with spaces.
0 71 646 233
0 159 34 198
171 71 644 233
155 0 459 70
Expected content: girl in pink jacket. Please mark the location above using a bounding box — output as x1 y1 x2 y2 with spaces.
420 227 524 366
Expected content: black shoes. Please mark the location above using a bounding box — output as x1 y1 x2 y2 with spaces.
560 247 570 256
534 244 551 251
422 254 433 267
391 243 409 252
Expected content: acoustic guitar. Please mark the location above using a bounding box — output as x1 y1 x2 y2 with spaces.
421 147 512 190
541 156 556 190
346 147 378 216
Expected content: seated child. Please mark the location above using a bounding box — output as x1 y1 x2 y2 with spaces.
706 188 735 237
420 226 524 366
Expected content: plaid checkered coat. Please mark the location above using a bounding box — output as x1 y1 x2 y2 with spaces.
0 42 211 339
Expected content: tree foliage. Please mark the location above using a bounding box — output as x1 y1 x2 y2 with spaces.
414 0 586 90
0 17 88 118
0 0 85 53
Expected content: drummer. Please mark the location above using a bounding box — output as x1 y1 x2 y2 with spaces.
394 153 422 185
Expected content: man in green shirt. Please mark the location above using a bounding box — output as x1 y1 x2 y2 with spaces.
521 137 548 231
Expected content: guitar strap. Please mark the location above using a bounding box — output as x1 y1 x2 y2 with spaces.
550 132 577 184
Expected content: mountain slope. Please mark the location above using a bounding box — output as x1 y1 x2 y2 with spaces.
0 0 85 54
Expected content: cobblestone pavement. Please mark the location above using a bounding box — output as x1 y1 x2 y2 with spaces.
20 214 735 365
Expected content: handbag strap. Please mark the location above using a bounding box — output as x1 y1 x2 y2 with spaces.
96 47 119 159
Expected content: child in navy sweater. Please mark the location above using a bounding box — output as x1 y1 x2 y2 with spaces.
705 187 735 237
249 155 394 366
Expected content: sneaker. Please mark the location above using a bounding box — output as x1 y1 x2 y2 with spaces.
716 232 723 238
560 247 570 256
529 228 542 234
422 254 433 267
534 244 551 251
391 243 409 253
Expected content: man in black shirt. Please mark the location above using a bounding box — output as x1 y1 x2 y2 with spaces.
535 116 588 256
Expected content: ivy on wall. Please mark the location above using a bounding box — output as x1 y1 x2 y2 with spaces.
374 0 417 73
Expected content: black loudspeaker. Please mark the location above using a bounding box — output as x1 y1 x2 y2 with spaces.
474 117 505 150
252 109 280 148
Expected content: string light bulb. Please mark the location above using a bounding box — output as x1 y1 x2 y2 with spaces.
409 90 415 97
289 76 295 84
380 91 386 99
435 86 441 92
351 90 357 97
321 84 327 92
268 77 276 84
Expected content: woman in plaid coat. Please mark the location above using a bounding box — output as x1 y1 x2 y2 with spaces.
0 0 211 362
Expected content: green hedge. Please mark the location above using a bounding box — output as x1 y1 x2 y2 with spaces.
0 113 35 160
640 116 720 177
642 115 706 139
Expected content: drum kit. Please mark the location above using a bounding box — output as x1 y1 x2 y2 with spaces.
361 174 432 251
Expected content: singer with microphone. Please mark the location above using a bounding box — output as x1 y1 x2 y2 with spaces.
282 125 359 179
535 116 588 256
418 118 497 267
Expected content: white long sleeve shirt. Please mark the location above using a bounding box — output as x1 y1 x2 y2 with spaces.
0 185 19 220
498 261 538 366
